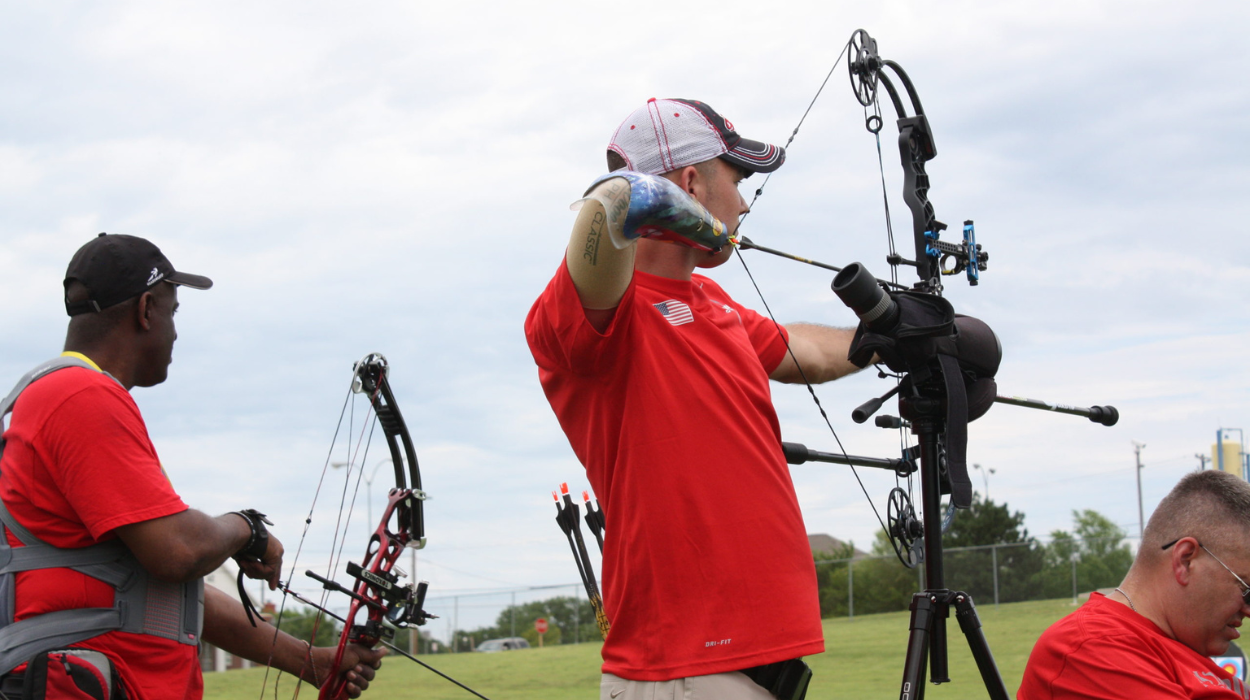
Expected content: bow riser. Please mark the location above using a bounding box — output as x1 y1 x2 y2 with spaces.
320 488 425 700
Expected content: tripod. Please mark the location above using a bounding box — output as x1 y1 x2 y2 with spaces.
785 375 1118 698
786 387 1008 698
897 389 1007 700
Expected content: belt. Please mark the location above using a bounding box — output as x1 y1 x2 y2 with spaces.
740 658 812 700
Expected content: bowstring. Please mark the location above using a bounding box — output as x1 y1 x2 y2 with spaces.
868 98 901 290
259 382 354 699
731 35 903 545
300 386 382 698
867 96 921 524
260 373 382 700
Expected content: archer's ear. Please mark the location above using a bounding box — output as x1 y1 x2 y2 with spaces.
1170 537 1201 587
135 291 155 331
673 165 700 196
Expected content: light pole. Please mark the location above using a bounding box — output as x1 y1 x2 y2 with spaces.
1133 442 1146 539
363 458 393 527
973 463 996 500
330 458 393 526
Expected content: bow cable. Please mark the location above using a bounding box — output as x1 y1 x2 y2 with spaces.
259 371 387 698
730 34 925 550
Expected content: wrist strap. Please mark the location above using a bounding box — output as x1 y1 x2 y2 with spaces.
232 509 272 561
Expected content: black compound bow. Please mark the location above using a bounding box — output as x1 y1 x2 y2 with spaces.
734 28 989 569
737 30 1115 700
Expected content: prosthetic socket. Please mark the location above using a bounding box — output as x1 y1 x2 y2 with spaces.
571 171 733 252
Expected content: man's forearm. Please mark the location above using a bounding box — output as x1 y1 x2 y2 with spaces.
774 323 862 384
202 585 317 683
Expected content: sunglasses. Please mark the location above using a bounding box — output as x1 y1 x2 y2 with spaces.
1163 538 1250 607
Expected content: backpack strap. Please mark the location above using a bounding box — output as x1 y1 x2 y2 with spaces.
0 356 113 426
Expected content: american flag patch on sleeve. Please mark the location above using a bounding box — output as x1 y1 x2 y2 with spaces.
654 300 694 326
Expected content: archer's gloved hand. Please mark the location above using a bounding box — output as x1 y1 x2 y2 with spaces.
571 170 733 252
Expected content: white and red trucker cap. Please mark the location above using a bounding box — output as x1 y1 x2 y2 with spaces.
607 98 785 175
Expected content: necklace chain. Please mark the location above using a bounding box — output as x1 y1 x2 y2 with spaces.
1114 587 1137 612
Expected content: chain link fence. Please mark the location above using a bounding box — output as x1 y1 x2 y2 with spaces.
407 536 1135 650
814 536 1136 619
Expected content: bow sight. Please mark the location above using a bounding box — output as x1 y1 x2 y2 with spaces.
738 28 1120 700
848 29 988 292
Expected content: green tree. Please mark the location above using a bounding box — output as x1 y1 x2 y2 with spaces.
276 605 341 647
854 531 925 614
941 495 1044 604
814 540 856 617
1038 510 1132 598
460 595 600 648
1039 530 1078 599
813 532 920 617
1072 509 1133 591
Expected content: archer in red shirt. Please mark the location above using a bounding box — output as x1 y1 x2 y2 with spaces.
526 99 866 698
1020 470 1250 699
0 234 384 699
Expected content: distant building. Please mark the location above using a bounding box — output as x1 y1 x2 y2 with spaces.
199 560 259 673
808 533 870 560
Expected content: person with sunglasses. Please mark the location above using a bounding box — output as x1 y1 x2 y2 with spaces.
1020 469 1250 698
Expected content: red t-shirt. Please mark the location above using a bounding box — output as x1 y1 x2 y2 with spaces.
525 263 825 681
1019 593 1250 699
0 361 199 700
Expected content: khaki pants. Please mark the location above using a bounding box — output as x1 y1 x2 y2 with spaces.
600 672 774 700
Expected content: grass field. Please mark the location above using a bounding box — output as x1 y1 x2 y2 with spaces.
205 597 1079 699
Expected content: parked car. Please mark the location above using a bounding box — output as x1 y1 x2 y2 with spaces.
475 637 531 652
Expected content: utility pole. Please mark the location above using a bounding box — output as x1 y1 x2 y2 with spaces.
973 463 996 501
1196 453 1210 470
410 547 417 655
1133 442 1146 539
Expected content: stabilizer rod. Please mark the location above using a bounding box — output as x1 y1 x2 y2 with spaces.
781 441 916 477
994 396 1119 426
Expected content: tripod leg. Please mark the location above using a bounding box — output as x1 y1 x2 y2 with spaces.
930 599 949 684
951 593 1009 700
900 592 938 700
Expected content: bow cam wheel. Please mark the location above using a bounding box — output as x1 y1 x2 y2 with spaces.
886 487 923 568
848 29 881 108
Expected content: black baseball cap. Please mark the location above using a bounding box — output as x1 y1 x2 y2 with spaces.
64 233 213 316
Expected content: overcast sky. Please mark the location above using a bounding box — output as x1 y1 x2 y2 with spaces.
2 0 1247 636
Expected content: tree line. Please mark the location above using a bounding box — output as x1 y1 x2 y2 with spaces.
814 496 1134 617
377 496 1133 650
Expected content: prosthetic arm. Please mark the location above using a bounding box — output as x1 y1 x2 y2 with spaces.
564 171 730 310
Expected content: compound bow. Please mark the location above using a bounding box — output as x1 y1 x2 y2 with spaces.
734 28 989 564
264 353 488 700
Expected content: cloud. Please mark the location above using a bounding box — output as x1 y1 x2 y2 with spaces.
1 0 1247 635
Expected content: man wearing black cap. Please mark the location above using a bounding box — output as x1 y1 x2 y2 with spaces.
526 99 861 699
0 234 383 699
